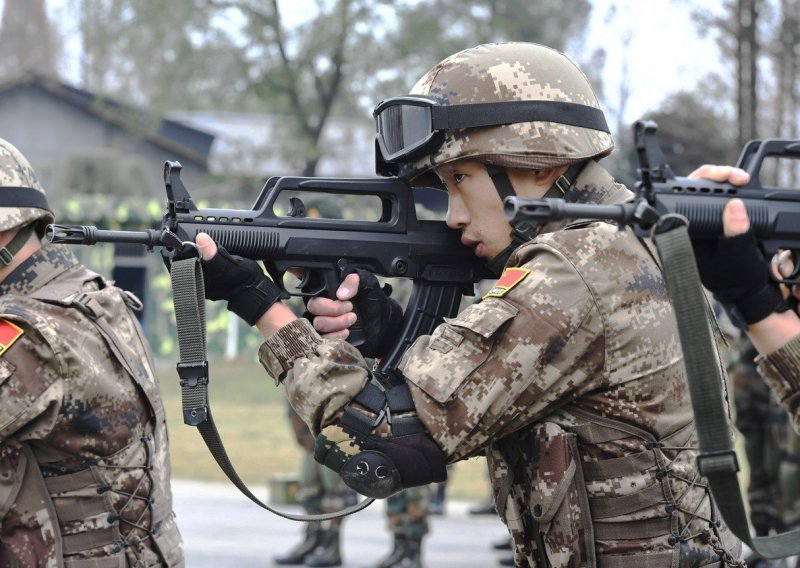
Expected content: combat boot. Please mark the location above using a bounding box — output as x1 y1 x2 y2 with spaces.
275 521 324 565
374 535 406 568
393 537 423 568
304 527 342 567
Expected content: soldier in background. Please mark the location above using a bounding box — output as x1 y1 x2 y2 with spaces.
0 138 184 565
275 196 357 567
275 405 357 567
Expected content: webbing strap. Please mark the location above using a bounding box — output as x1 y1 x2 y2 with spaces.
169 256 373 522
652 223 800 559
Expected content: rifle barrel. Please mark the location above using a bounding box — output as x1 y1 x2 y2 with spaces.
46 224 163 247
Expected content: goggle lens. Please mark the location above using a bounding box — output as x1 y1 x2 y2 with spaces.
376 103 433 159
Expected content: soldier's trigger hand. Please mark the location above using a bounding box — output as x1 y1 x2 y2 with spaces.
197 233 288 326
346 268 404 359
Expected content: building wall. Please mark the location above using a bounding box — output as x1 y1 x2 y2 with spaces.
0 84 212 203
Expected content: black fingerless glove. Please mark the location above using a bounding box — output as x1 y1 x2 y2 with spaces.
694 231 789 327
349 268 404 358
202 246 289 326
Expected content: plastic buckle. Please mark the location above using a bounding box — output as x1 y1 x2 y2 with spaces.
696 449 740 476
0 247 13 266
176 361 209 388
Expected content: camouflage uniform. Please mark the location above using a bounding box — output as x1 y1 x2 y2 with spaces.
0 139 182 567
259 161 744 567
0 244 183 567
757 334 800 435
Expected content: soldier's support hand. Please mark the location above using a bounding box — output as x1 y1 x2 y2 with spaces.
194 232 290 328
688 167 789 328
709 201 800 354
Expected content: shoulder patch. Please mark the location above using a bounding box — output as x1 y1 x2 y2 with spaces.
483 267 531 299
0 319 24 356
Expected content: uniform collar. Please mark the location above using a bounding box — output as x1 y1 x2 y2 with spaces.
536 160 634 235
0 243 81 297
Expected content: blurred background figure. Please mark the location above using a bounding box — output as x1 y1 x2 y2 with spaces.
729 337 800 568
274 404 358 567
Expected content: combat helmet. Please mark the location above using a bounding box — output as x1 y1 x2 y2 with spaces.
0 138 54 264
374 42 612 183
372 42 612 273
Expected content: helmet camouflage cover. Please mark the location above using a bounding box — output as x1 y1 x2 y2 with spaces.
0 138 54 232
406 42 613 184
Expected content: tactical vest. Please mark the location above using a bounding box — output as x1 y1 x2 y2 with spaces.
0 267 183 567
487 406 742 567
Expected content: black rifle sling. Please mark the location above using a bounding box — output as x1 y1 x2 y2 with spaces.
169 256 374 522
652 221 800 559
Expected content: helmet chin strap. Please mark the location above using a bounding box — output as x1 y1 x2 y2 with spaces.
484 162 587 276
0 224 35 266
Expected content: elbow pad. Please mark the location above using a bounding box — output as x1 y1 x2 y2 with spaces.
313 370 447 499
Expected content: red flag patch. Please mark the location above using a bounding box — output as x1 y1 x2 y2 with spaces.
0 319 24 357
483 267 531 299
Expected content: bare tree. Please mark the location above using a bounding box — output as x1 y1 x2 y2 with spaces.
736 0 761 145
0 0 60 79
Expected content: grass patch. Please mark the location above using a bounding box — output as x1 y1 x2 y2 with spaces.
157 356 492 503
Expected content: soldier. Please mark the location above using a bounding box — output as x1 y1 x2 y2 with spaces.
0 138 183 566
188 42 746 566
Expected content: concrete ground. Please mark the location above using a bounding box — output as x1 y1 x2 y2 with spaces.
172 479 511 567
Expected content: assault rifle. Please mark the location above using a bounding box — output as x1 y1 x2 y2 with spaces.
47 165 491 369
504 120 800 285
46 164 490 521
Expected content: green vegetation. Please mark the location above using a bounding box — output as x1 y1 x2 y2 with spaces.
157 356 491 502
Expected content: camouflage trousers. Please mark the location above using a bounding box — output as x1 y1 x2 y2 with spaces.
384 487 431 541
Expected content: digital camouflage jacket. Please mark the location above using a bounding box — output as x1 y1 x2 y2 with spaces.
260 162 744 567
757 333 800 434
0 244 183 567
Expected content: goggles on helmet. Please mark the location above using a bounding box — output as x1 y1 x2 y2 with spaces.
373 95 610 177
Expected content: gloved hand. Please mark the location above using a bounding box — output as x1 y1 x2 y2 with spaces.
200 246 288 326
345 268 404 358
693 199 789 327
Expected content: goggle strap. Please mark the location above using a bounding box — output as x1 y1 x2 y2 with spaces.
432 101 609 133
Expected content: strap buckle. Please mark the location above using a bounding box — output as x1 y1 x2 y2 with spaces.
177 361 209 426
0 247 12 266
696 449 740 476
176 361 209 388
